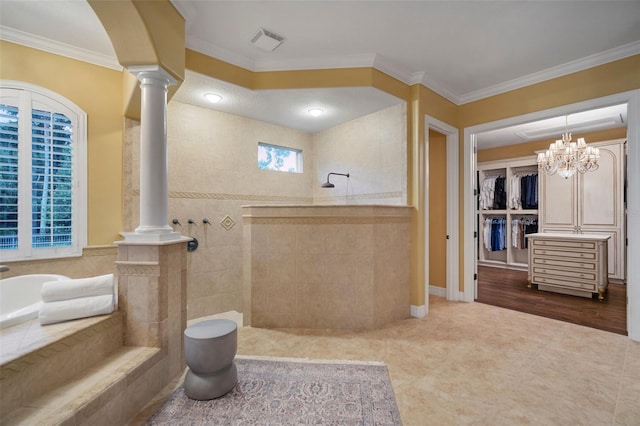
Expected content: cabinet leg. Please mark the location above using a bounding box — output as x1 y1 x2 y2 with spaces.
598 287 606 301
527 278 531 288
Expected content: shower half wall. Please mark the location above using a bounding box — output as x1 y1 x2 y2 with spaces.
242 204 412 330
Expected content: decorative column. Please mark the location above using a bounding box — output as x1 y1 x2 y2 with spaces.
123 65 180 242
114 68 189 395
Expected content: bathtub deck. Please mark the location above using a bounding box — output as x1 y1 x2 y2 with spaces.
0 313 116 365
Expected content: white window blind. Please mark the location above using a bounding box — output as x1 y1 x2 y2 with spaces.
0 104 19 250
31 108 73 248
0 82 86 260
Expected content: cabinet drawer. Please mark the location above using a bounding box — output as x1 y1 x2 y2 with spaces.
531 258 596 270
532 248 596 260
532 239 596 250
532 266 596 281
531 275 596 291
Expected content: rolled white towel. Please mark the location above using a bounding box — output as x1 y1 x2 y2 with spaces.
39 294 115 325
41 274 114 303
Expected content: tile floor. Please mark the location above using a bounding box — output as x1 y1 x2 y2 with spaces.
137 297 640 425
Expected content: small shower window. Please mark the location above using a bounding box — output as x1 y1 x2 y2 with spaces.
257 142 302 173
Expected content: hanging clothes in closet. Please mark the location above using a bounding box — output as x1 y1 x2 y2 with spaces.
483 217 507 251
508 173 538 209
480 175 507 210
480 177 496 210
511 217 538 249
519 174 538 209
493 176 507 209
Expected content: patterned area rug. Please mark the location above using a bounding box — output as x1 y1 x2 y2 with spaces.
146 356 401 425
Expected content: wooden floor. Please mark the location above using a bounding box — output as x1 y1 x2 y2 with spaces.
476 265 627 335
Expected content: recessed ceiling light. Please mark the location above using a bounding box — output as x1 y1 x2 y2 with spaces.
205 93 223 103
308 108 324 117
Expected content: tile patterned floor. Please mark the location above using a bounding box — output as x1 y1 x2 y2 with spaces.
234 297 639 425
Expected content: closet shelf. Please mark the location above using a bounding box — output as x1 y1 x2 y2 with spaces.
477 209 538 214
477 209 507 214
478 156 539 270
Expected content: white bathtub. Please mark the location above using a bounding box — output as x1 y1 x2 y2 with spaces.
0 274 69 329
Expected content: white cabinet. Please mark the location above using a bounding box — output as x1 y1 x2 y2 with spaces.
526 233 609 300
477 157 538 270
539 139 625 281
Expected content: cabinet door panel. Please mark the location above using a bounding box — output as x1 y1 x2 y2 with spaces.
540 172 575 227
580 143 622 228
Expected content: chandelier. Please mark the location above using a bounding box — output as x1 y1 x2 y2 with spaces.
536 116 600 179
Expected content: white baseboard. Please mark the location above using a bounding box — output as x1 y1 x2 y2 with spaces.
410 304 426 318
429 285 446 297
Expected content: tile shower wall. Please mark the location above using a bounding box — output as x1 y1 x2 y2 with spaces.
313 103 407 205
124 101 407 320
0 246 117 281
125 102 314 320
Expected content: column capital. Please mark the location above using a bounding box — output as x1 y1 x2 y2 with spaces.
128 65 177 86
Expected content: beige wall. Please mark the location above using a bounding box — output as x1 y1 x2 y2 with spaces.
0 41 124 247
0 41 123 280
459 56 640 128
313 104 407 205
0 246 117 281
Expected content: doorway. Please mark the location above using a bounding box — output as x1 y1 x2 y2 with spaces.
423 116 459 316
463 90 640 341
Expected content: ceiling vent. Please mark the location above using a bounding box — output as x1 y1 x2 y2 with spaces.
250 28 285 52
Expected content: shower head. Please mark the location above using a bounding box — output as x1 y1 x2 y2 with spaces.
321 172 349 188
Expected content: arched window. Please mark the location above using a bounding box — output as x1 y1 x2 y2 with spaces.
0 81 87 260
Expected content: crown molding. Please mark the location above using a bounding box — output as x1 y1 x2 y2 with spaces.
371 54 413 84
458 40 640 105
255 53 377 72
187 36 257 71
0 25 122 71
411 71 462 105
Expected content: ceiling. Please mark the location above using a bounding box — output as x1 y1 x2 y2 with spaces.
172 70 403 133
0 0 638 145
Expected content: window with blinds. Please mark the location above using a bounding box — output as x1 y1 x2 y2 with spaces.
0 82 86 260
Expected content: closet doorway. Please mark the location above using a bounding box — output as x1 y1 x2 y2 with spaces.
465 93 637 337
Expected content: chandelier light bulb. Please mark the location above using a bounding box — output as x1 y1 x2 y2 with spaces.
536 116 600 179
